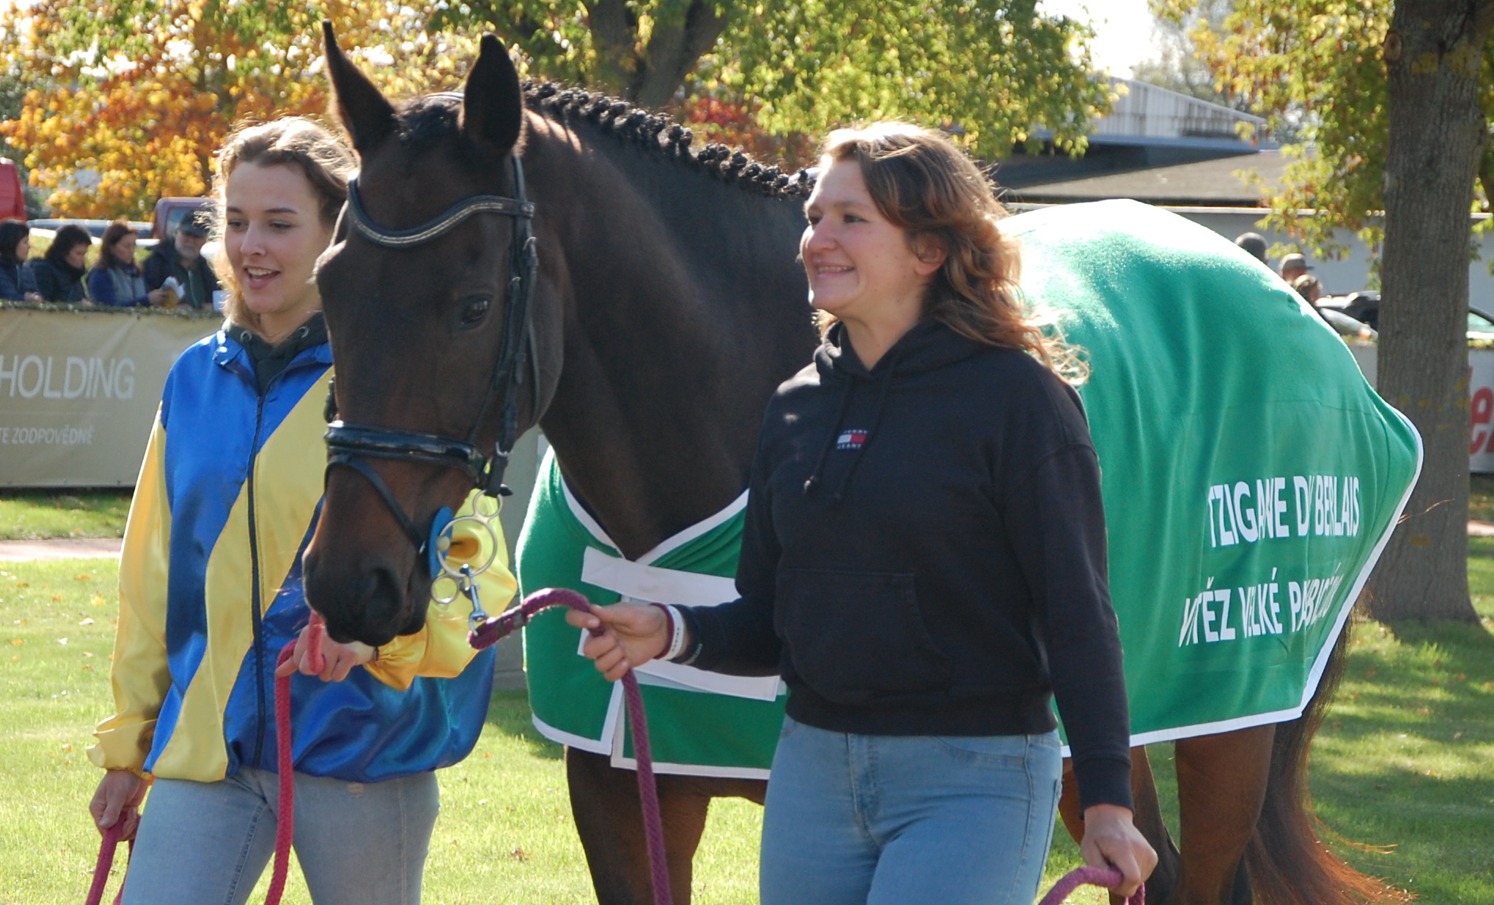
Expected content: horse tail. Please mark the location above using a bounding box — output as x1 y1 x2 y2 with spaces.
1244 622 1410 905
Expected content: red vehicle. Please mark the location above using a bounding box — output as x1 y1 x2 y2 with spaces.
151 196 212 240
0 158 27 221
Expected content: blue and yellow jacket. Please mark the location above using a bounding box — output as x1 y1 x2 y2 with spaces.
89 328 514 783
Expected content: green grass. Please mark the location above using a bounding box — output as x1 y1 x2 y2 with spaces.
3 547 1493 902
0 490 132 541
1473 474 1494 522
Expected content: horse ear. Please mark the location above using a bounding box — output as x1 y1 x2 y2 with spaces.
322 20 396 152
461 34 525 158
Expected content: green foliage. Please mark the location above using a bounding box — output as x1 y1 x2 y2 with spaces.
1151 0 1392 261
431 0 1112 160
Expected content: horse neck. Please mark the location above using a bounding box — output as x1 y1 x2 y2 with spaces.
524 118 816 558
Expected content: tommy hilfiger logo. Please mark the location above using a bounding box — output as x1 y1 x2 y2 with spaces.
836 428 868 450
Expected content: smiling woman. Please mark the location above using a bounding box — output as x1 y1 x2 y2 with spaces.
84 116 513 905
222 162 335 343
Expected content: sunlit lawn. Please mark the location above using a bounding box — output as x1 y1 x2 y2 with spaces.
2 517 1493 901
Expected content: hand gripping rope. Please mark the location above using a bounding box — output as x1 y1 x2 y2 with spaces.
85 618 325 905
1039 865 1145 905
465 582 1146 905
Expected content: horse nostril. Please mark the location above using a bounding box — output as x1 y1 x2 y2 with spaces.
306 558 410 648
350 564 412 647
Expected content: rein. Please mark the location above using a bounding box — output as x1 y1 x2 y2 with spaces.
324 152 541 554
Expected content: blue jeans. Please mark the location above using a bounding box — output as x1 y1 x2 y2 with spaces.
120 767 439 905
759 718 1062 905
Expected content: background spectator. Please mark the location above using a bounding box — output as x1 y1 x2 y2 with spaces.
1234 231 1268 265
87 219 165 307
30 223 92 304
0 218 41 301
1280 252 1311 283
144 210 219 309
1291 273 1324 304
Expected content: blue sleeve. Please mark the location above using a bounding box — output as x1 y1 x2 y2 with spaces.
87 268 148 307
86 269 118 305
28 262 54 300
0 264 21 300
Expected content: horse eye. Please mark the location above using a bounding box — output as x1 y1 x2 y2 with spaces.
460 296 492 326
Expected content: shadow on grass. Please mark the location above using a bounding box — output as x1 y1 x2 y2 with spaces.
1307 611 1494 903
485 688 563 760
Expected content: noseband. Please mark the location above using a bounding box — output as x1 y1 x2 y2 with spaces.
323 153 540 562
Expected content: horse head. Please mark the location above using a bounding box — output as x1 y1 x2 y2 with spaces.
304 23 552 645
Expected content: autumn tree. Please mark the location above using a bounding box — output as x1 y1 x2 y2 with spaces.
0 2 481 218
1130 0 1258 116
1161 0 1494 624
429 0 1114 162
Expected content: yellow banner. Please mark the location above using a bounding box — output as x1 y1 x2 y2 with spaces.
0 306 219 487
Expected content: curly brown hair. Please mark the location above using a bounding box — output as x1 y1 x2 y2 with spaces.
816 122 1086 384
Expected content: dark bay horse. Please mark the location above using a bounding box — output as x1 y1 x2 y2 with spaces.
302 25 1408 905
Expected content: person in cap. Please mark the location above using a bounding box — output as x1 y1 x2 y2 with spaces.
144 209 221 309
1234 231 1268 265
1279 252 1310 283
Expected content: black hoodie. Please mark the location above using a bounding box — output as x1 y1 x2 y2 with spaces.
681 318 1133 812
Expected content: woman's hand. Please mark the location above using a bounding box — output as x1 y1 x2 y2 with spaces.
564 603 672 682
146 288 168 306
273 622 376 682
1079 804 1157 898
89 770 148 840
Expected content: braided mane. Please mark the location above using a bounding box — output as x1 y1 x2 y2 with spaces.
393 83 812 198
522 82 814 199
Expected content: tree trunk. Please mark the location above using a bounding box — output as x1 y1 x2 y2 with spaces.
632 1 729 109
588 0 639 97
1368 0 1494 623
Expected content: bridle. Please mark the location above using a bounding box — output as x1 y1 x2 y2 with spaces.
322 150 540 561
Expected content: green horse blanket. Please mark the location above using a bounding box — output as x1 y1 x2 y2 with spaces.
520 447 784 777
519 199 1421 771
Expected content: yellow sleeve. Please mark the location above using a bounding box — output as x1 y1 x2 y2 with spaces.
88 415 173 776
364 491 518 690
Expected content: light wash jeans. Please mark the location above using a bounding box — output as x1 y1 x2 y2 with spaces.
120 767 439 905
759 717 1062 905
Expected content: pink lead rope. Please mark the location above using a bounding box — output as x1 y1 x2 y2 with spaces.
90 600 1138 905
1039 866 1145 905
470 587 674 905
87 615 326 905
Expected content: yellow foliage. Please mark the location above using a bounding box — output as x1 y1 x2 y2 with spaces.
0 1 449 218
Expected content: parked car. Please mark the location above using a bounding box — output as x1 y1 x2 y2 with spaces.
152 197 213 241
28 218 154 241
0 159 26 221
1318 291 1494 343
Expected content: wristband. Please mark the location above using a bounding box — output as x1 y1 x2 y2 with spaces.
652 603 687 661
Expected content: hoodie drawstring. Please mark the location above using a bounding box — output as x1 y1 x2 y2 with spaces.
803 345 904 503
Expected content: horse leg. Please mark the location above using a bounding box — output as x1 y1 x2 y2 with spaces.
1059 746 1181 905
1171 725 1275 905
567 748 702 905
566 748 769 905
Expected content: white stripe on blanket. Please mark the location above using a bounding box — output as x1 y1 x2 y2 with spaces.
580 547 784 702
